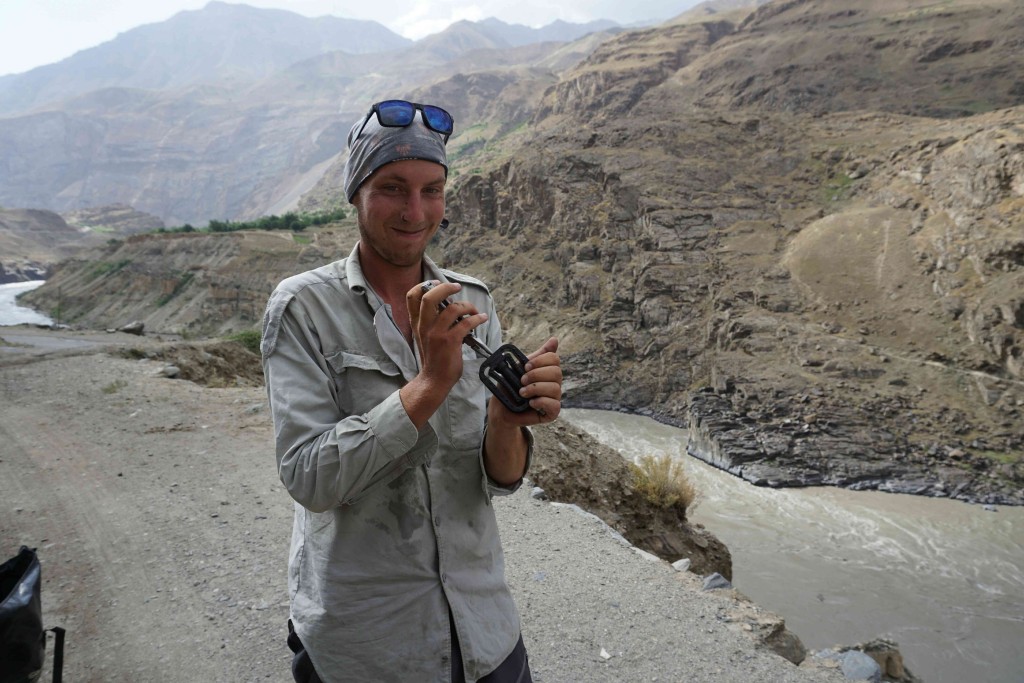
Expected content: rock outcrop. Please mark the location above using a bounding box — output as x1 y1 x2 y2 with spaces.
0 261 49 284
438 107 1023 505
530 421 732 579
0 208 93 283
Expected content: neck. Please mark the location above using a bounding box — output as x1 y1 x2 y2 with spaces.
357 243 424 305
357 242 423 345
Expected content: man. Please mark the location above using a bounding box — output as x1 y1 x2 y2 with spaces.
261 99 562 683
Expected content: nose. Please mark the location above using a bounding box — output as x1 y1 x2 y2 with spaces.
401 193 425 224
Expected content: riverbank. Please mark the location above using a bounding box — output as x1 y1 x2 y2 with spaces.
565 396 1024 507
0 329 851 682
564 408 1024 683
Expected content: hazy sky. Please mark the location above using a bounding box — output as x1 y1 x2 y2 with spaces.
0 0 702 77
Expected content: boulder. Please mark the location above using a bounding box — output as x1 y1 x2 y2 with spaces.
702 572 732 591
841 650 881 682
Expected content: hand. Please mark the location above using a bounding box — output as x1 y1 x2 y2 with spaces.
489 337 562 426
405 280 487 393
483 337 562 485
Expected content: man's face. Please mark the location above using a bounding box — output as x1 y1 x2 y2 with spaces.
353 159 446 270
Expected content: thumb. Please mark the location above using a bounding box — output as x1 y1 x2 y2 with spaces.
528 336 559 360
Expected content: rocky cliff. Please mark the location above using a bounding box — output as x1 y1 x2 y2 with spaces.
428 1 1023 504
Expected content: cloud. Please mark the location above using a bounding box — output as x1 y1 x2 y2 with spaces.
392 0 489 40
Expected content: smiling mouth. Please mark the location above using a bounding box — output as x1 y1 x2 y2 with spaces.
392 226 428 237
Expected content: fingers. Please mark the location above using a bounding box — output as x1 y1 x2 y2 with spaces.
406 281 487 336
522 337 562 398
520 362 562 387
528 396 560 421
518 376 562 405
520 338 562 421
524 337 560 375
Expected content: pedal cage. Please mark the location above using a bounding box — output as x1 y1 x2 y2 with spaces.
479 344 531 413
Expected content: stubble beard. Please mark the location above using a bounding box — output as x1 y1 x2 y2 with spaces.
358 223 429 269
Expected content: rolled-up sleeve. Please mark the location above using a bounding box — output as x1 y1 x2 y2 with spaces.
475 294 533 497
262 292 437 513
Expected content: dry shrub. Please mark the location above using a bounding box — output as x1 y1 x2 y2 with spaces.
629 453 700 514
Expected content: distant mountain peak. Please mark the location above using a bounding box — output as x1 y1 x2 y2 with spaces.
0 5 410 116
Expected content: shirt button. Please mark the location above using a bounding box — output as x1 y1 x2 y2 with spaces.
434 515 441 526
441 573 448 583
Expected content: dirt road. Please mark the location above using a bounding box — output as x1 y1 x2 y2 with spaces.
1 335 288 681
0 330 844 682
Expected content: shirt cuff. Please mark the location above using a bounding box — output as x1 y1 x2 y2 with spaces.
365 390 430 467
482 426 534 497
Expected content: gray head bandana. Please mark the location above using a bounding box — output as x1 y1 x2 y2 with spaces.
343 109 449 202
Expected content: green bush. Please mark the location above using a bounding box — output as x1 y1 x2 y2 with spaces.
162 207 347 235
227 329 262 355
629 453 700 514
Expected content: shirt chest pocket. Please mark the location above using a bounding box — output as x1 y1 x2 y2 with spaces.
325 351 404 416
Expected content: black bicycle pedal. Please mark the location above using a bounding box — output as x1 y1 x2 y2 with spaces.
479 344 531 413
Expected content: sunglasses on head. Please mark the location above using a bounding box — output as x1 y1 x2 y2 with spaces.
355 100 454 143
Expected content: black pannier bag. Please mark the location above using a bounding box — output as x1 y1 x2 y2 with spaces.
0 546 65 683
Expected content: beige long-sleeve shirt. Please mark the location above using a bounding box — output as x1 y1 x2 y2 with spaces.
260 245 530 682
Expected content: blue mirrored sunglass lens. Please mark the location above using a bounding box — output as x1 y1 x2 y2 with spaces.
376 100 415 126
422 106 453 134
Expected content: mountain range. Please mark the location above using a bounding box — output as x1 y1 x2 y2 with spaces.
8 0 1024 509
0 1 626 225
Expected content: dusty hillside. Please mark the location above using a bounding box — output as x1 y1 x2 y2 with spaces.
0 208 101 283
430 0 1023 504
21 227 359 336
0 11 606 226
673 0 1024 117
61 204 166 234
18 0 1024 506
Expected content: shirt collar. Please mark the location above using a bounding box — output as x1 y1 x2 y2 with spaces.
345 242 449 307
